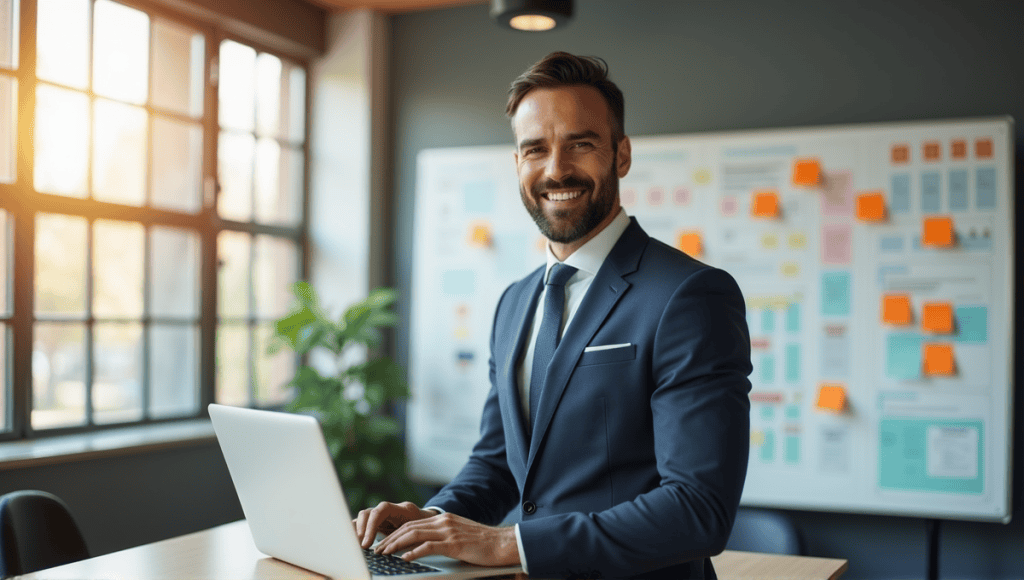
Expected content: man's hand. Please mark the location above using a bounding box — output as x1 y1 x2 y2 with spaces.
374 512 519 567
354 501 437 548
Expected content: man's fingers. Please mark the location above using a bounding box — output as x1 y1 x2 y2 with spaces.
361 502 394 548
401 541 445 562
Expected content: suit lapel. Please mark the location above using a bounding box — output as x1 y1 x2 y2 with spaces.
497 267 544 474
526 219 649 472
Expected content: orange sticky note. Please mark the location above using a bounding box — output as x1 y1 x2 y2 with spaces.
792 159 821 186
676 231 703 258
469 223 492 247
951 139 967 160
922 302 955 334
975 138 993 159
923 343 956 376
751 190 780 218
922 216 955 247
891 144 910 164
856 191 886 222
815 384 847 412
923 141 941 162
882 294 913 325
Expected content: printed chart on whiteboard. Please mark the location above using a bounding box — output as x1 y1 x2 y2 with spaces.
408 117 1014 522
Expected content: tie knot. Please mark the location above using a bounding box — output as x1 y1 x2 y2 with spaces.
546 263 577 287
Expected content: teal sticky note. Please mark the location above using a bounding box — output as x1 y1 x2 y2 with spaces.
976 167 996 210
949 169 968 211
879 419 984 494
463 180 496 213
955 306 988 344
760 354 775 384
762 309 775 333
785 344 800 383
761 430 775 462
786 303 800 332
891 174 911 213
760 406 775 421
921 171 941 212
886 333 923 380
441 270 475 296
785 405 800 420
822 272 852 316
785 435 800 463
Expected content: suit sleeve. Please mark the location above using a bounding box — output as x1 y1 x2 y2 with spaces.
424 285 520 525
518 267 753 578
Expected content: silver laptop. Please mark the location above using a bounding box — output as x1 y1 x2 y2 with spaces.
208 403 522 580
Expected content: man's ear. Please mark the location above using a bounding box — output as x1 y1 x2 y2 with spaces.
616 136 632 178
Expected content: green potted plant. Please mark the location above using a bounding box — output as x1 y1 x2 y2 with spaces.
270 281 421 512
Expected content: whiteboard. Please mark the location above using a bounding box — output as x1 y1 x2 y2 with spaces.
407 117 1014 522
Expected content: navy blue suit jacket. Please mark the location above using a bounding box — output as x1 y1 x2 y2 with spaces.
427 218 752 579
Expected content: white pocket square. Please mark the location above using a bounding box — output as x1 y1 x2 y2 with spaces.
584 343 632 353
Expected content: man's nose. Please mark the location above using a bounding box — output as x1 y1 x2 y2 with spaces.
544 149 572 183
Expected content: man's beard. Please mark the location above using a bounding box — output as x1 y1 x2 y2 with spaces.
521 162 618 245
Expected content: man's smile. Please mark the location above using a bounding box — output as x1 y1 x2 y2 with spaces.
542 190 586 202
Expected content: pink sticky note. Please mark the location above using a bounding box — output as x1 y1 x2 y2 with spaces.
822 223 853 264
821 171 854 217
720 196 738 216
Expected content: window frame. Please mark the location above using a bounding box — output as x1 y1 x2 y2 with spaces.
0 0 311 442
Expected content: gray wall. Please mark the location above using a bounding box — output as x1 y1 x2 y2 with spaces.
389 1 1024 579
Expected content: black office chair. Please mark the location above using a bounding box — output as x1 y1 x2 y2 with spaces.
0 490 91 577
725 507 805 555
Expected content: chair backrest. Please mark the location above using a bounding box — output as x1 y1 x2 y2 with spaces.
726 507 805 555
0 490 91 576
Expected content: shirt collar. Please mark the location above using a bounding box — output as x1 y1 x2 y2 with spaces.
544 209 630 282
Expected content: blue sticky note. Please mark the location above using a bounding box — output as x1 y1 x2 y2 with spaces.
891 174 911 213
785 343 800 383
886 333 923 380
921 172 941 213
441 270 475 296
761 430 775 462
785 435 801 464
822 272 852 316
785 404 800 420
786 303 800 333
760 406 775 421
760 354 775 384
949 169 968 211
976 167 996 210
955 306 988 344
463 180 496 213
762 309 775 333
880 235 905 253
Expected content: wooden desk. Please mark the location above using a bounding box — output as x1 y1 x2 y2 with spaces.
16 520 847 580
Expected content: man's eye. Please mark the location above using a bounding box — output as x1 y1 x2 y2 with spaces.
572 142 593 149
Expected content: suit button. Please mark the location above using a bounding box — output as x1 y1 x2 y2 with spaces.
522 501 536 515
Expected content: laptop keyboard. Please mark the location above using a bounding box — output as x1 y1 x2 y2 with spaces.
363 547 443 575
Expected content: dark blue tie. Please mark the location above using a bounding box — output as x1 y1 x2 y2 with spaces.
529 263 578 431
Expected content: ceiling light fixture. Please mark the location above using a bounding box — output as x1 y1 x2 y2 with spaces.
491 0 573 32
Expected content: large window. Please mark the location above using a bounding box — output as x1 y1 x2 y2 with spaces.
0 0 307 438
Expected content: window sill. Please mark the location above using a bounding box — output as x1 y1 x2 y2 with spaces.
0 420 218 470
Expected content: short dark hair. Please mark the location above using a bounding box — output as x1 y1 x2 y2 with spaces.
506 51 625 141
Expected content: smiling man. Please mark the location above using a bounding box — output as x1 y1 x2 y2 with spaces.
356 52 753 579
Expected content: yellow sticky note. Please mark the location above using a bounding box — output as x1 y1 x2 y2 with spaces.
923 343 956 376
882 294 913 325
752 190 780 218
792 158 821 186
815 383 846 412
469 222 492 247
922 302 955 334
676 231 703 258
857 191 886 222
922 216 955 247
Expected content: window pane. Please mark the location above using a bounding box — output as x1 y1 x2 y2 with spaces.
217 231 250 318
150 324 198 418
36 0 89 89
151 19 204 117
0 76 13 183
1 325 8 431
150 226 199 318
216 323 248 406
92 0 149 104
35 213 87 316
151 117 202 213
1 209 9 315
255 323 292 406
218 40 255 132
286 65 306 143
255 52 281 138
253 137 279 223
93 219 143 317
32 322 86 429
0 0 18 69
34 84 88 196
93 99 146 205
218 131 254 221
93 322 142 424
283 147 304 225
254 235 297 319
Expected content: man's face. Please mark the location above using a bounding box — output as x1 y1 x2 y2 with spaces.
513 86 630 247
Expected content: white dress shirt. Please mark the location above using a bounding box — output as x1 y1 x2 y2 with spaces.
429 210 631 574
